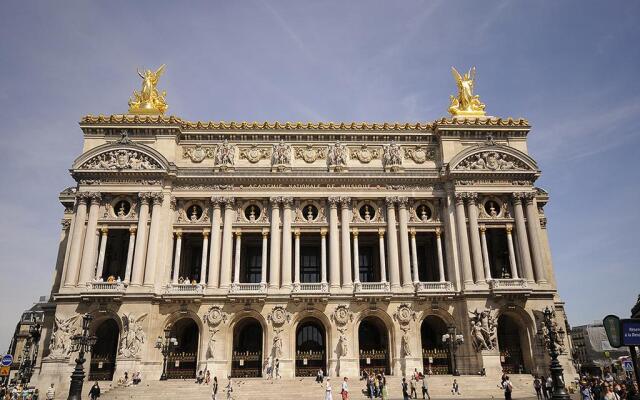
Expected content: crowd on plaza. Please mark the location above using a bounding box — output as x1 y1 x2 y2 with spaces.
574 370 640 400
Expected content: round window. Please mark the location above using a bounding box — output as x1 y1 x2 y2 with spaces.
484 200 500 217
244 204 261 221
359 204 376 221
302 204 319 221
187 204 203 221
114 200 131 217
416 204 432 221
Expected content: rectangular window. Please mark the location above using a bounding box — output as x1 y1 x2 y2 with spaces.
102 229 129 280
240 234 262 283
179 233 203 282
486 228 512 278
357 233 380 282
300 234 321 283
416 232 439 282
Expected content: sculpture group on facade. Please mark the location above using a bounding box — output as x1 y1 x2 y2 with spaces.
469 308 498 351
128 65 168 115
456 151 526 171
327 141 348 169
204 306 228 359
214 140 235 167
272 140 292 166
448 66 486 117
119 313 147 358
382 141 402 169
48 315 79 359
81 149 160 170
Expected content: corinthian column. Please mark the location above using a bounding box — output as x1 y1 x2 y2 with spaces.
261 229 269 286
233 231 242 284
207 197 223 288
466 194 485 283
269 197 281 289
78 193 102 285
143 193 164 286
409 228 419 284
328 197 340 290
505 225 519 279
219 197 236 289
172 231 182 283
200 230 209 284
378 228 387 282
320 229 328 285
479 225 491 281
436 228 445 282
454 193 473 285
512 194 534 282
397 197 413 288
281 197 293 289
525 193 547 284
65 194 88 287
340 197 352 288
95 227 109 280
131 193 151 286
352 228 360 284
385 197 401 289
294 229 301 286
124 226 136 283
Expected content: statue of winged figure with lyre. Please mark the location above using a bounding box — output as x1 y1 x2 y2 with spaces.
128 65 168 115
448 66 486 117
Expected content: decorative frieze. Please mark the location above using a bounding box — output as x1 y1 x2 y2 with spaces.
183 145 215 163
239 144 270 163
80 149 161 170
294 145 326 163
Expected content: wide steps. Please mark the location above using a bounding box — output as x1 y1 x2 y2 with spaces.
100 375 538 399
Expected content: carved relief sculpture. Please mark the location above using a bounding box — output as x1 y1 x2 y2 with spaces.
214 140 236 168
80 150 161 170
48 314 79 359
294 145 326 163
469 308 497 351
382 141 403 170
350 145 379 163
327 141 348 170
204 306 228 359
456 151 528 171
183 145 215 163
404 146 436 164
118 313 147 358
272 140 292 167
239 145 270 163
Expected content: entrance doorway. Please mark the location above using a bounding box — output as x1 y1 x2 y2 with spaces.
358 317 390 375
89 319 119 381
497 314 526 374
420 316 451 375
231 318 263 378
166 318 199 379
295 318 326 377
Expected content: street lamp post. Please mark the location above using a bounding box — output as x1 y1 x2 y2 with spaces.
542 307 570 400
67 314 97 400
442 326 464 376
155 328 178 381
18 323 42 385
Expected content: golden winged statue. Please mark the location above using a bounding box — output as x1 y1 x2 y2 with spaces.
448 66 486 117
128 64 168 115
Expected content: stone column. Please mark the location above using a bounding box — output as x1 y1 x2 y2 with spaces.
378 228 387 282
385 197 401 289
505 225 519 279
172 231 183 283
95 227 109 280
143 193 164 286
261 229 269 286
269 197 281 289
65 194 88 286
454 193 473 285
131 193 151 286
328 197 341 289
320 229 328 284
352 229 360 284
233 231 242 284
208 197 223 288
294 229 301 286
436 228 446 282
219 197 236 289
479 225 492 281
281 197 293 289
397 197 413 288
409 228 419 284
200 230 209 284
466 194 485 283
525 193 547 284
340 197 352 288
124 226 136 283
78 193 102 285
512 194 534 282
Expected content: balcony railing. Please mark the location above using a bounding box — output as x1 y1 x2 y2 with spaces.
489 278 528 289
229 282 267 294
354 281 390 294
86 281 126 292
415 281 455 293
164 283 204 295
292 282 329 294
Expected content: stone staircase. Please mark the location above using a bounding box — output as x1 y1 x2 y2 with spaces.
99 375 539 399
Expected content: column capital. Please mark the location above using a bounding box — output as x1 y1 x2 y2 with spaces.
294 228 301 237
339 196 351 208
211 196 225 207
223 197 236 209
320 228 328 237
281 197 294 208
464 192 478 205
454 193 465 205
385 196 397 207
61 219 71 230
234 229 242 237
262 228 270 237
269 196 281 206
397 196 409 208
129 225 137 234
174 230 183 238
100 226 109 235
78 192 101 204
378 228 386 237
505 224 513 233
511 192 525 204
435 227 442 238
409 228 416 237
327 196 340 208
202 229 210 238
138 192 153 205
523 192 537 205
479 224 487 233
351 228 359 237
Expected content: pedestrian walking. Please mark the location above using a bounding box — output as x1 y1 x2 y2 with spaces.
205 370 211 385
501 376 513 400
45 384 55 400
211 377 218 400
89 383 100 400
275 358 281 379
421 374 430 400
341 377 349 400
325 378 333 400
534 376 543 400
545 376 553 399
225 377 233 400
410 376 417 399
402 377 410 400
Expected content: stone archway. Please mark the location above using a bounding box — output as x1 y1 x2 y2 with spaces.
420 315 451 375
295 317 326 377
497 313 529 374
89 319 119 381
231 317 264 378
358 316 390 375
166 318 199 379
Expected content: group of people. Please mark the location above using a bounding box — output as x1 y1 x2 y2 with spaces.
0 384 42 400
116 371 142 387
576 372 640 400
361 369 390 399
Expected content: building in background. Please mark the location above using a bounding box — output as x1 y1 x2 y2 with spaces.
5 300 45 383
571 322 629 376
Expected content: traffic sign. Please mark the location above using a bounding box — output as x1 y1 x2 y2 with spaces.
621 319 640 346
0 354 13 367
624 360 634 372
0 366 9 376
603 315 622 348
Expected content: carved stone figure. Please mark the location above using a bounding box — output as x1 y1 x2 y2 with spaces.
469 308 497 351
272 328 283 358
272 140 291 166
215 140 235 166
128 64 168 115
448 66 486 116
382 141 402 168
48 314 79 359
80 150 161 170
327 141 348 168
456 151 527 171
118 313 147 358
401 329 412 357
268 306 291 326
338 329 348 358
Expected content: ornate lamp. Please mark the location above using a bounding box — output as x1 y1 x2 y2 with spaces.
156 328 178 381
67 314 97 400
442 326 464 376
542 307 570 400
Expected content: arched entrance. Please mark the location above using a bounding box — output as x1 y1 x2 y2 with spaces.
166 318 199 379
295 318 326 377
421 316 451 375
358 316 390 375
89 319 119 381
231 318 263 378
498 314 526 374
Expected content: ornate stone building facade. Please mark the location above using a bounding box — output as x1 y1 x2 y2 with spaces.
31 70 575 388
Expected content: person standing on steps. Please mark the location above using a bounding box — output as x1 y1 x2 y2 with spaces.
451 379 460 395
89 382 100 400
45 384 55 400
275 358 281 379
501 375 514 400
534 376 543 400
341 377 349 400
421 374 430 400
402 377 410 400
325 378 333 400
211 376 218 400
410 375 417 399
225 376 233 400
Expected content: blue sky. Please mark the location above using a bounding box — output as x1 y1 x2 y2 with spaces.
1 1 639 348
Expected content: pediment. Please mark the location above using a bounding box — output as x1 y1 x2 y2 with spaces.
449 145 538 173
73 143 169 171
